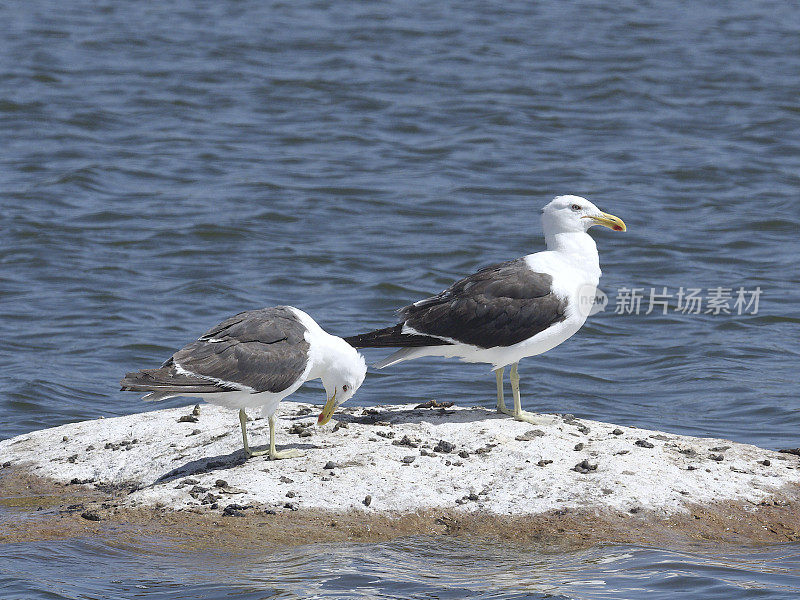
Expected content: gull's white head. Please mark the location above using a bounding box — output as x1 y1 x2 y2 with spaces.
317 340 367 425
542 195 626 236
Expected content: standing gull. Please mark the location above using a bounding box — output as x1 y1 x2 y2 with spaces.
345 196 626 424
121 306 366 459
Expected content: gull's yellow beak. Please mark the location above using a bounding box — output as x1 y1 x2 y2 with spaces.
585 211 626 232
318 390 336 426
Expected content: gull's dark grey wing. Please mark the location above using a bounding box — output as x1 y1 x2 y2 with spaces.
121 306 310 395
398 259 568 348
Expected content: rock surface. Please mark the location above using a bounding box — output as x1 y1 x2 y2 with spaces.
1 402 799 546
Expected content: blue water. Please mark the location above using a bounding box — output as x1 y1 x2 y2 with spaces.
2 0 800 598
2 538 800 600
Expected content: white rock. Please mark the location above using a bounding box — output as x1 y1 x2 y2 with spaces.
0 402 796 515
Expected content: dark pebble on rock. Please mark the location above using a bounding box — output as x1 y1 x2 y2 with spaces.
778 448 800 457
323 461 338 470
458 450 470 459
298 430 312 438
363 495 372 507
201 493 219 505
537 459 553 467
687 465 698 470
279 476 294 483
1 461 10 468
710 445 730 452
679 448 698 457
635 440 654 449
332 422 348 432
264 509 277 515
215 479 228 488
574 443 584 451
576 424 590 435
284 502 298 511
67 454 78 463
285 491 296 498
222 504 253 517
297 407 312 415
183 478 200 485
178 415 198 423
629 507 641 514
515 429 545 442
611 428 624 435
81 511 100 521
190 485 208 494
70 477 94 485
709 454 724 461
434 440 455 453
572 459 597 474
401 455 416 464
760 459 771 466
62 436 69 442
414 399 454 409
392 435 419 448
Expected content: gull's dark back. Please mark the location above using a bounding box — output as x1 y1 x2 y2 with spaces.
121 306 311 397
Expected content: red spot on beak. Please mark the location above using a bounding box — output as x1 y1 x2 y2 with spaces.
613 225 623 231
317 413 324 424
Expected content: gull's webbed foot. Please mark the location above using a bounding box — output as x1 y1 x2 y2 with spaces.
511 409 546 425
245 448 270 458
269 448 303 460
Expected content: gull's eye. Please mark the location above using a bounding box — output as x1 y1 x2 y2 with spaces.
342 384 349 392
571 204 582 211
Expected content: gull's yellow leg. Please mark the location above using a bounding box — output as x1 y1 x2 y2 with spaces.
510 363 522 415
268 415 302 460
495 367 506 413
508 362 543 425
240 408 269 458
240 409 301 459
497 364 530 421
